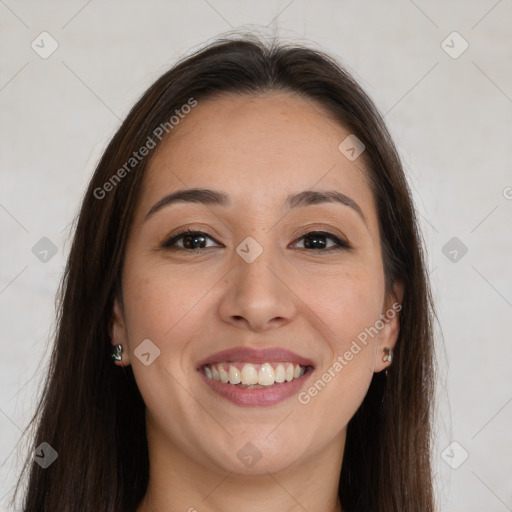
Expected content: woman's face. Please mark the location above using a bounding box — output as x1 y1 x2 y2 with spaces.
112 92 402 476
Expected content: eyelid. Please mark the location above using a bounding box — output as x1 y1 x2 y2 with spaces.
160 227 351 252
160 227 223 249
290 224 349 240
289 230 351 250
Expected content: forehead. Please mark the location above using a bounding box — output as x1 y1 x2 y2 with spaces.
137 92 377 227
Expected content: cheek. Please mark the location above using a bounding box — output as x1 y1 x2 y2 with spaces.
122 259 210 342
295 268 383 416
121 258 227 395
120 265 212 438
301 265 384 347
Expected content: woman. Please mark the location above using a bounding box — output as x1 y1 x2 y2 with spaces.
13 34 436 511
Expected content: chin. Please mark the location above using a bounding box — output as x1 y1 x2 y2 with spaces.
209 436 305 476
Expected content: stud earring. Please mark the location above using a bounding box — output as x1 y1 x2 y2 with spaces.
382 346 393 363
111 344 123 363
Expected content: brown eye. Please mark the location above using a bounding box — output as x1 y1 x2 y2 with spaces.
162 229 221 250
292 231 350 251
161 229 350 252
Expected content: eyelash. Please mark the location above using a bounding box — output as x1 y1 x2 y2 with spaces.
161 228 351 252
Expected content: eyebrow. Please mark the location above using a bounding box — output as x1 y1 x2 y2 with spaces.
144 187 366 225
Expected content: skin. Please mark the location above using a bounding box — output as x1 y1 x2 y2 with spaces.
110 92 403 512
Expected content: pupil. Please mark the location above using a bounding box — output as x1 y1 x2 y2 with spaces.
181 233 328 249
304 234 326 249
184 234 206 249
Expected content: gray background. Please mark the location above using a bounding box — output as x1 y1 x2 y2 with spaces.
1 1 511 510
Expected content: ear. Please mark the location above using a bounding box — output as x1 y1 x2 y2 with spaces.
110 296 131 367
373 280 404 373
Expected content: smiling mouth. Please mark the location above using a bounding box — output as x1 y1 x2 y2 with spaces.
200 361 313 388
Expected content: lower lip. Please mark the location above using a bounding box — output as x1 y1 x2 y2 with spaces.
198 367 314 407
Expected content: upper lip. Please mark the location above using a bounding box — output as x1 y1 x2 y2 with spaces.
196 346 315 370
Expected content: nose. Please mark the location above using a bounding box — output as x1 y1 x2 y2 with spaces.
217 242 298 332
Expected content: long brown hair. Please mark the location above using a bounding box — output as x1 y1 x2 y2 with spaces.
12 34 436 511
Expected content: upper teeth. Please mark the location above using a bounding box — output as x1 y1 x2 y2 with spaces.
203 362 306 386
